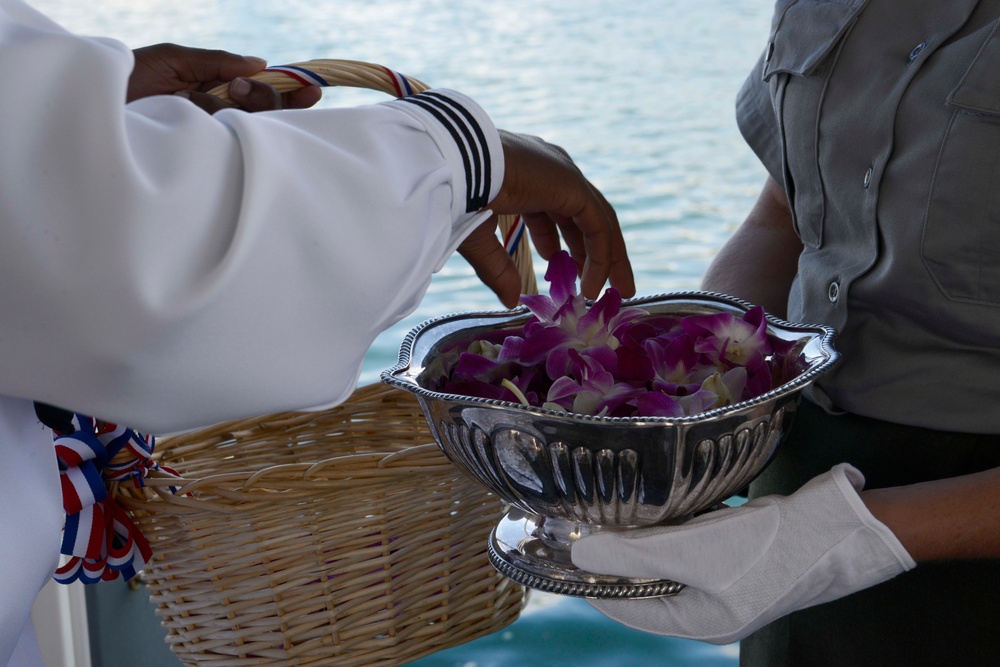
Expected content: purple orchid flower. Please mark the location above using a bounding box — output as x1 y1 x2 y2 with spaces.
519 252 648 378
682 306 773 367
435 251 804 418
634 391 685 417
545 349 643 416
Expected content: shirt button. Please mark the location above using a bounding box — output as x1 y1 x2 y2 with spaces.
908 42 926 62
863 166 873 189
828 280 840 304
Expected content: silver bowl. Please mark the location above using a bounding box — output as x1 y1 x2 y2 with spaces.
382 291 839 598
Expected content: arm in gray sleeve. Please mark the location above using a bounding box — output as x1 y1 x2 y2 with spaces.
736 52 784 186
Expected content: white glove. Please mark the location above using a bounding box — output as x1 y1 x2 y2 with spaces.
570 463 916 645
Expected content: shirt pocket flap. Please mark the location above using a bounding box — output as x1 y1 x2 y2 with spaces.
763 0 867 81
947 20 1000 116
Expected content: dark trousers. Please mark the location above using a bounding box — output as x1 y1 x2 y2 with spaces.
740 399 1000 667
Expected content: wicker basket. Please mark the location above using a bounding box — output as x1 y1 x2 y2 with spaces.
114 382 526 667
109 60 536 666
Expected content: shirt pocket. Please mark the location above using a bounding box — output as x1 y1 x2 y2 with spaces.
763 0 866 250
923 20 1000 306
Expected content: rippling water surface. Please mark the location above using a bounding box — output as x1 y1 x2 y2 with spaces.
33 0 773 664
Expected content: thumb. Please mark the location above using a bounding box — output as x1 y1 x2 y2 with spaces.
571 502 779 592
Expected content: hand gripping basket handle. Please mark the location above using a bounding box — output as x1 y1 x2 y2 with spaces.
208 59 537 295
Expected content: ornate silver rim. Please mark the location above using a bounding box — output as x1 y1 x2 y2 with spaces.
381 290 839 425
486 539 685 599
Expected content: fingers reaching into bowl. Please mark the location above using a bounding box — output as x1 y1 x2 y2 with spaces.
463 130 635 307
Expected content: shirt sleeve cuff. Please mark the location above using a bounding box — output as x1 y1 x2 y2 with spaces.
387 88 504 219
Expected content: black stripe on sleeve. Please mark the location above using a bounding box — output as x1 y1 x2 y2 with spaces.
400 92 491 212
422 92 492 209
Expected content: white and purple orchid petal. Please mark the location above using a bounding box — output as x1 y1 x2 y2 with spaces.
547 375 584 404
700 367 748 407
744 356 774 399
650 379 702 397
544 346 573 380
466 338 504 362
557 348 589 381
646 333 701 384
574 348 609 380
615 338 655 382
509 369 536 391
634 391 685 417
743 305 768 331
545 250 580 306
554 296 587 332
521 326 571 365
770 336 809 385
454 352 504 381
497 336 525 363
679 388 721 415
595 382 645 415
681 311 737 338
681 363 719 386
520 294 560 322
572 392 604 416
609 306 651 338
577 288 622 339
739 306 774 357
581 344 619 375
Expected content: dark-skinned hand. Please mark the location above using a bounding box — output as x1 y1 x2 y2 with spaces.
463 130 635 307
128 43 322 111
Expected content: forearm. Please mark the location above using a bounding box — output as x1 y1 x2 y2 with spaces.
863 466 1000 561
1 9 503 433
701 176 801 318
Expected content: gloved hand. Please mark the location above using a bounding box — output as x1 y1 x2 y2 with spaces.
570 463 916 645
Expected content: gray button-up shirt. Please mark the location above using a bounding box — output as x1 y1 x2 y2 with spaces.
737 0 1000 433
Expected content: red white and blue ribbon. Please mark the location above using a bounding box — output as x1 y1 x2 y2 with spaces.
503 214 526 258
264 63 416 98
50 415 179 584
382 66 415 98
263 64 330 88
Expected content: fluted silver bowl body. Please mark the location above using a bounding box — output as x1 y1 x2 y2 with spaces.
382 292 838 527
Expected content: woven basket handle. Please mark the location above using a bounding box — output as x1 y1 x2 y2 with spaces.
208 59 537 295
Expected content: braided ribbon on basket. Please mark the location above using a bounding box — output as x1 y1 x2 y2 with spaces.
38 405 181 584
207 59 537 295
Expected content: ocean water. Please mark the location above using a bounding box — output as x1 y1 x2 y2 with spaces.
31 0 774 664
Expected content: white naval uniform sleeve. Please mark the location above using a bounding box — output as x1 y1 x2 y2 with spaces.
0 398 63 667
0 0 504 436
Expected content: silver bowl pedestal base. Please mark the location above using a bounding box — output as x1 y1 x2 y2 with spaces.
487 511 685 599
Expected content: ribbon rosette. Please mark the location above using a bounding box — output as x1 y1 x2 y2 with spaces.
48 413 179 584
